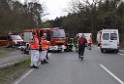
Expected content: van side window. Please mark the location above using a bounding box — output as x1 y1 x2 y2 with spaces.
46 30 50 41
8 36 12 40
0 36 7 40
0 36 1 40
111 33 117 40
103 33 109 40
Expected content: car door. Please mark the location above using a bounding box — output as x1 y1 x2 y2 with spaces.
0 36 8 46
101 33 110 48
109 32 118 49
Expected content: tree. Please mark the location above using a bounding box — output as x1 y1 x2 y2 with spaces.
48 0 124 44
0 0 44 34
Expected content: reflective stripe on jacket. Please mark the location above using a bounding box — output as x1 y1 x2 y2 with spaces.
41 40 49 51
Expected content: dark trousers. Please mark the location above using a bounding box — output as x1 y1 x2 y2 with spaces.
88 43 91 47
88 43 92 50
78 45 85 56
67 45 73 51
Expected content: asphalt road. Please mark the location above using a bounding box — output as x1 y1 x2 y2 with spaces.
13 46 124 84
0 48 29 66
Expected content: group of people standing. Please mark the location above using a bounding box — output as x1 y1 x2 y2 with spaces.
30 32 49 69
29 32 92 68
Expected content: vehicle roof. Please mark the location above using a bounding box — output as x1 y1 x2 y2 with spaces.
0 33 20 36
102 29 118 32
40 28 64 31
102 29 118 30
0 34 9 36
23 29 33 32
23 28 64 32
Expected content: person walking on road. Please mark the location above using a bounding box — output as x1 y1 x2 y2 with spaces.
40 35 49 64
87 35 92 50
78 34 87 58
30 32 39 69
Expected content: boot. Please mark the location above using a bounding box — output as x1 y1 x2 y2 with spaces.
41 61 44 64
44 60 48 64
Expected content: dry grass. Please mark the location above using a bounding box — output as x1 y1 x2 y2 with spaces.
0 58 30 84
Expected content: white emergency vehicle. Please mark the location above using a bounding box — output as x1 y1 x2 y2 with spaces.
77 33 92 41
97 29 119 53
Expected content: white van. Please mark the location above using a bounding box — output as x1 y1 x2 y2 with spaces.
100 29 119 53
77 33 92 41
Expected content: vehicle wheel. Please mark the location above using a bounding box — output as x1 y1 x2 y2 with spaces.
6 44 12 48
101 48 106 53
101 49 104 53
115 49 119 53
57 50 61 52
64 49 67 52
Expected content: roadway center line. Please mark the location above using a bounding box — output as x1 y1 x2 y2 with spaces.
100 64 124 84
14 69 34 84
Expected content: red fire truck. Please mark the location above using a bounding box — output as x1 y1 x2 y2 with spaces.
39 28 66 51
22 28 66 53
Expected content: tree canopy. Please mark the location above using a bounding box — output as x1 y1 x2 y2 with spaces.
43 0 124 44
1 0 124 44
0 0 44 34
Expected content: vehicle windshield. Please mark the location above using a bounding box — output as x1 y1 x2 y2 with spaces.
10 35 22 40
52 29 65 38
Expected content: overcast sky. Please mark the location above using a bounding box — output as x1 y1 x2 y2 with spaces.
19 0 72 20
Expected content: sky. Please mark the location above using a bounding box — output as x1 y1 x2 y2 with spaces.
19 0 72 20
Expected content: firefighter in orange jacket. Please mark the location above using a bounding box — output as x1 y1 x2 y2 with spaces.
40 36 49 64
30 32 39 68
87 35 92 50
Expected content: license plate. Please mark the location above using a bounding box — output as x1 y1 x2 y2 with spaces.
58 46 62 48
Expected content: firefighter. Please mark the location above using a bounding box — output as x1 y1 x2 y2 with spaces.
87 35 92 50
30 32 39 69
66 34 74 51
78 34 87 58
40 35 49 64
73 35 78 50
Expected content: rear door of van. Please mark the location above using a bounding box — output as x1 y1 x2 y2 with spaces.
101 30 119 49
109 31 119 49
101 32 110 49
